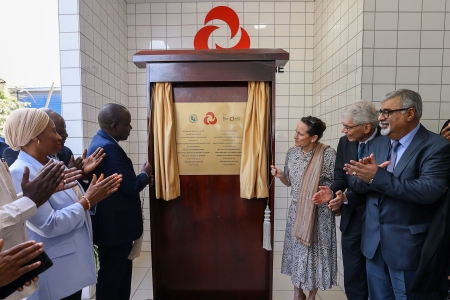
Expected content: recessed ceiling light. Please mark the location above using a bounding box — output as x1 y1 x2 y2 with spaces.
254 24 267 29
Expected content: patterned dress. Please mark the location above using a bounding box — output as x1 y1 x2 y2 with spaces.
281 146 338 290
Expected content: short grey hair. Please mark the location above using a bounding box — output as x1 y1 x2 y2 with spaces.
341 100 378 129
381 89 422 119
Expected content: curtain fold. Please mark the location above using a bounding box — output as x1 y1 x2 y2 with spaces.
240 82 269 199
151 82 180 201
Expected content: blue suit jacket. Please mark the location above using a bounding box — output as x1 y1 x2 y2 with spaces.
352 124 450 270
87 130 149 246
10 151 96 300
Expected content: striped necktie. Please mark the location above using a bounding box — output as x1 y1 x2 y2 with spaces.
386 140 401 173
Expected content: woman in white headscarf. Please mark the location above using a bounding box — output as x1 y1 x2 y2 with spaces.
4 108 122 300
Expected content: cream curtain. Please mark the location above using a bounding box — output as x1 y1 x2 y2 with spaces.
151 83 180 201
240 82 269 199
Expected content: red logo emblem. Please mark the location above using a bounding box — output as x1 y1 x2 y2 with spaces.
204 112 218 125
194 6 250 50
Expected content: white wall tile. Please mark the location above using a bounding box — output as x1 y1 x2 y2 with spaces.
398 13 421 30
60 50 81 68
61 86 82 103
151 3 166 14
61 68 81 86
399 0 423 12
136 26 151 38
59 0 78 14
419 67 442 84
167 3 181 13
60 32 80 50
374 31 397 48
365 0 376 11
373 67 396 84
374 49 397 66
398 31 421 48
422 0 445 12
420 49 443 66
397 49 420 66
136 3 150 14
375 12 398 30
422 13 445 30
376 0 399 11
443 49 450 66
421 31 444 48
136 14 151 26
396 67 419 84
59 14 80 32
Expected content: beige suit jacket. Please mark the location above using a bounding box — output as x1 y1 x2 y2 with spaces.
0 161 38 299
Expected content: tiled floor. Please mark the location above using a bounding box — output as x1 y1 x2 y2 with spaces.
87 251 347 300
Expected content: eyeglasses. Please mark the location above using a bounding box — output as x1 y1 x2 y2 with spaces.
378 107 412 118
342 123 362 132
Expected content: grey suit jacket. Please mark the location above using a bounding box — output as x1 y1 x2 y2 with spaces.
352 124 450 270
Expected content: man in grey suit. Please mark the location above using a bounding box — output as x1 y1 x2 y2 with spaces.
344 89 450 300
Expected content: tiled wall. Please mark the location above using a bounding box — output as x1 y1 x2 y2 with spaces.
312 0 364 289
60 0 129 153
59 0 153 252
362 0 450 133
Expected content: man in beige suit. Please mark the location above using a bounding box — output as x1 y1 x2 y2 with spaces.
0 160 81 299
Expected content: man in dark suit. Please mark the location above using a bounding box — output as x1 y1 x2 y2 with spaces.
3 108 72 167
87 103 153 300
344 90 450 300
313 101 379 300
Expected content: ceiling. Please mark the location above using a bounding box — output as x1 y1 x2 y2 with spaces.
126 0 314 3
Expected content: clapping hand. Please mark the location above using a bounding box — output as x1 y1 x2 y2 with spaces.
312 186 332 205
343 154 390 182
22 161 81 208
329 190 345 212
69 148 106 180
0 239 43 289
84 173 123 206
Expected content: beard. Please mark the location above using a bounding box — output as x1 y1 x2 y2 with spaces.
380 121 390 136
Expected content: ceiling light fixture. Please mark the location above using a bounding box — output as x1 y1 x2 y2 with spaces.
254 24 267 30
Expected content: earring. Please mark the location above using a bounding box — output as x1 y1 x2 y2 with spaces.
311 140 315 143
37 139 40 145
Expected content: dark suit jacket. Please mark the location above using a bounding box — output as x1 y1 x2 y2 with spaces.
0 137 8 159
87 130 149 247
330 129 380 233
3 145 73 167
410 188 450 298
352 124 450 271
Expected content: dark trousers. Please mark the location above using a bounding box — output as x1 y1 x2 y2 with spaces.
96 242 133 300
366 246 416 300
61 290 82 300
341 212 368 300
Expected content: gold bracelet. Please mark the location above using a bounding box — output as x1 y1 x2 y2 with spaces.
82 196 91 210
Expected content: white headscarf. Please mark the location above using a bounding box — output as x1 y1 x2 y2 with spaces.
4 108 49 151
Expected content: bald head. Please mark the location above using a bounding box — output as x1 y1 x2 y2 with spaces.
39 108 68 145
98 103 132 141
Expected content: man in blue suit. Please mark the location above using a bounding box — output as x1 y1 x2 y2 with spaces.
87 103 153 300
344 89 450 300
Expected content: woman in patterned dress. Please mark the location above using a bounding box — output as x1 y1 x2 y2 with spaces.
271 116 337 300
